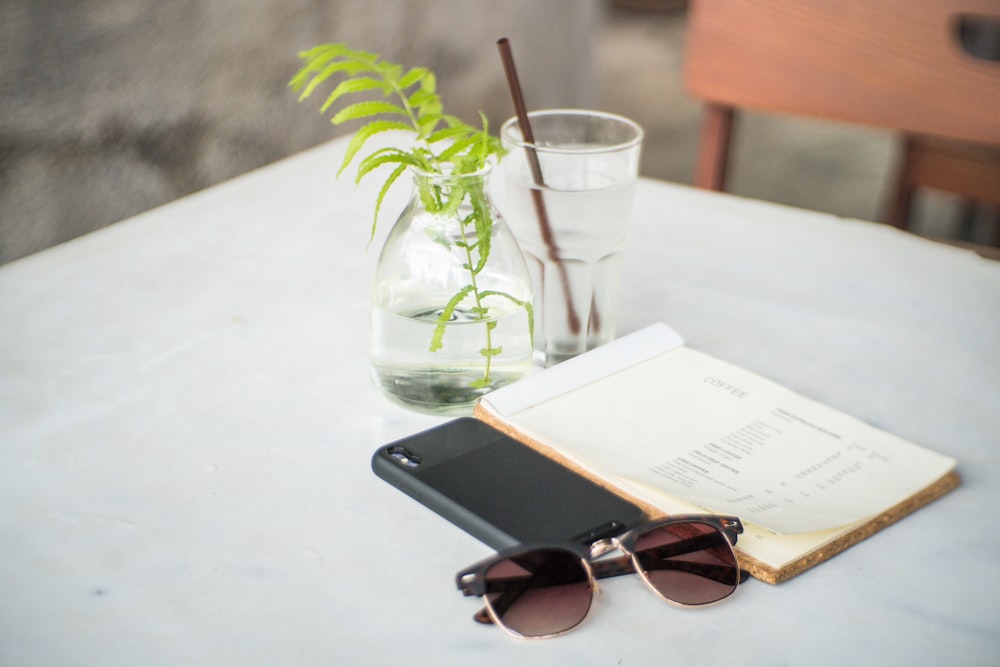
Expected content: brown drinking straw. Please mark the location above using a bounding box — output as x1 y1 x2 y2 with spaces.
496 37 585 336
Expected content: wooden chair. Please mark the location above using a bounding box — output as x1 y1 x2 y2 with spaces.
682 0 1000 241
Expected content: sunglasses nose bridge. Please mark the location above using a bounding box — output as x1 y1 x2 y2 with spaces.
589 537 620 560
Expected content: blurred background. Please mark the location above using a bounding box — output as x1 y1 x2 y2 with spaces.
0 0 987 265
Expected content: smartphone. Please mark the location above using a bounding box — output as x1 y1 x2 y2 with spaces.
372 417 647 549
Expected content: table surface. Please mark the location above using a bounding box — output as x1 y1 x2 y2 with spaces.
3 135 999 666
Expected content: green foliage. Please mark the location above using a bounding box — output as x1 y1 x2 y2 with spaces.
290 43 503 241
290 43 530 390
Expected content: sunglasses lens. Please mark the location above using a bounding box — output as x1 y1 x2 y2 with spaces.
482 548 592 638
632 521 740 605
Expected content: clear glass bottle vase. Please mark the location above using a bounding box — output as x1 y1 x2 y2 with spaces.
369 166 534 414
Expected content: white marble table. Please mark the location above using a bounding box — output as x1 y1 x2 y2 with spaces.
2 135 999 666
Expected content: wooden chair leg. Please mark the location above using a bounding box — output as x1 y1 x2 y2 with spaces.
886 136 915 230
887 184 915 231
694 103 734 191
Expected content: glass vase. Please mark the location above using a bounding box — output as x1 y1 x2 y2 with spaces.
369 166 534 414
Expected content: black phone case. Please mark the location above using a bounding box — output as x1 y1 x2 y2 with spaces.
372 417 646 549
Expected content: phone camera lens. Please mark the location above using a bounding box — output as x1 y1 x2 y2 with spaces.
387 446 421 468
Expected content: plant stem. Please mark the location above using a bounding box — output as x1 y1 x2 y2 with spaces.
458 217 493 385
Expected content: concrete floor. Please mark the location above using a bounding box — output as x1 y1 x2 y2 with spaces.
596 6 996 244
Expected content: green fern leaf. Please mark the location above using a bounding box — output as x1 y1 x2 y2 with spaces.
355 148 422 182
297 61 359 100
299 43 376 64
398 67 430 90
331 100 408 125
430 285 474 351
436 134 479 163
319 77 387 113
438 181 468 218
339 120 413 176
416 113 449 137
469 190 492 274
426 125 472 144
371 60 403 83
440 114 467 128
420 70 437 93
289 62 332 94
370 162 408 244
479 290 535 348
289 43 351 89
407 88 437 111
295 53 383 99
418 102 445 123
295 43 342 61
475 113 491 164
409 147 436 173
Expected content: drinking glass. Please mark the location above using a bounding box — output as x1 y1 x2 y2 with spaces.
499 109 643 366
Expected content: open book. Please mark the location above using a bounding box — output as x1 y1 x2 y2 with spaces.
474 323 960 584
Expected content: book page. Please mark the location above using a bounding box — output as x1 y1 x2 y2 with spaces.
616 475 868 570
500 346 956 535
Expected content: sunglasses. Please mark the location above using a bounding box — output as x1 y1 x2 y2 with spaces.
455 515 748 638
